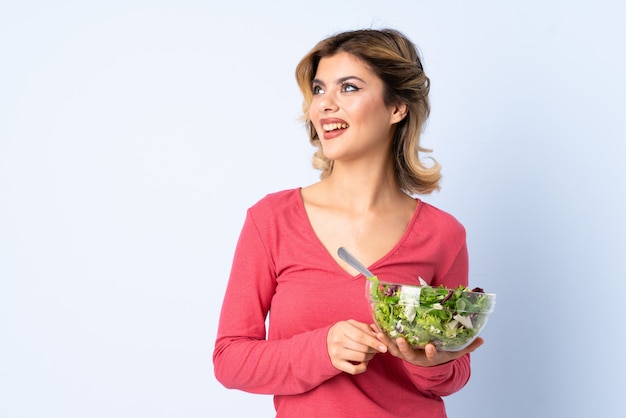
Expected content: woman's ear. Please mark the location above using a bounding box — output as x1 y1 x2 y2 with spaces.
390 102 408 124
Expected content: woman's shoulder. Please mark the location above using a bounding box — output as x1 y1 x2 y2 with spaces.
248 188 303 218
251 188 300 207
416 199 466 236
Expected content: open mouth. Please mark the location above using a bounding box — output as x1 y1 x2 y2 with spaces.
322 122 349 132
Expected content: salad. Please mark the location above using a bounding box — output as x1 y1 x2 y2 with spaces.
367 277 495 351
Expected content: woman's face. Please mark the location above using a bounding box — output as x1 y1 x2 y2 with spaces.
309 52 406 163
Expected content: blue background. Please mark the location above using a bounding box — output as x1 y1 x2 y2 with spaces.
1 1 625 416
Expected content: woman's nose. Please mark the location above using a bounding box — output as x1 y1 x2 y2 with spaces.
318 94 338 113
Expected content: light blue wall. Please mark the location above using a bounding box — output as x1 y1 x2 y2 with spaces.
1 1 624 417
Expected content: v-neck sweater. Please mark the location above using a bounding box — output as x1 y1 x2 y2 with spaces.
214 188 471 418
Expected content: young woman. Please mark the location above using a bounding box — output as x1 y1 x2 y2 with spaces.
213 28 484 417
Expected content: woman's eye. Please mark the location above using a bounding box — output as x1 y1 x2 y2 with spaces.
312 85 324 95
341 83 359 92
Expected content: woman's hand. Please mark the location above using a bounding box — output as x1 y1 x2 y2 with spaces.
371 324 484 367
327 319 388 375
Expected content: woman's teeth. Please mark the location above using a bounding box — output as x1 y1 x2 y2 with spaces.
322 123 348 132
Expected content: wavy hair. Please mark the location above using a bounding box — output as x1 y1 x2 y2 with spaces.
295 28 441 194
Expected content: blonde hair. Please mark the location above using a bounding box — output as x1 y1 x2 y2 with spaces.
295 28 441 194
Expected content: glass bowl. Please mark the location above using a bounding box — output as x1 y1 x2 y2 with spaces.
366 278 496 352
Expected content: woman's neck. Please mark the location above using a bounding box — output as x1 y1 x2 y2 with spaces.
317 159 408 213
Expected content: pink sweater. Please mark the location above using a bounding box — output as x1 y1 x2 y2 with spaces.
213 189 472 417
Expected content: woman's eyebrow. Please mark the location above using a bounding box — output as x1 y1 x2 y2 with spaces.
337 75 366 84
312 75 366 86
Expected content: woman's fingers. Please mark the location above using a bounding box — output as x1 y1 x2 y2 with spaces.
327 320 387 374
371 323 485 367
424 342 438 361
370 325 402 357
345 319 387 353
328 321 488 373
